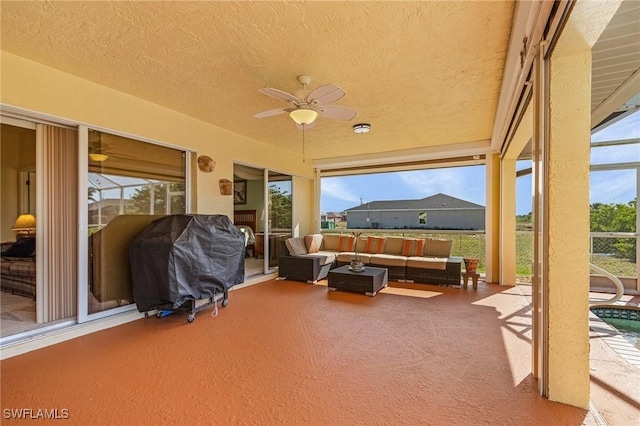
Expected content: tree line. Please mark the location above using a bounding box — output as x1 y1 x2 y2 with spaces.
516 200 636 260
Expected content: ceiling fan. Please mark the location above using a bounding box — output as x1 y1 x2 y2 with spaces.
88 131 138 162
253 75 357 128
88 131 110 162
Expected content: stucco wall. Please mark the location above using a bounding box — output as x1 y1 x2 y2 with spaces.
541 0 622 409
292 176 314 238
0 51 316 235
546 48 591 409
347 209 485 230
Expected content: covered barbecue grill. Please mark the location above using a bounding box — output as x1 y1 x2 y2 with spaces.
130 214 245 321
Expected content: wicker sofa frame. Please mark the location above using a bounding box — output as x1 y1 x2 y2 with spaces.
406 257 462 285
278 255 335 284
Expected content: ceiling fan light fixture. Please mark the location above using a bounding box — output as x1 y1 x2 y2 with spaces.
289 108 318 125
353 123 371 134
89 153 109 162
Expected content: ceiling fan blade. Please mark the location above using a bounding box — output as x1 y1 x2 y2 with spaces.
253 107 291 118
317 105 357 121
258 87 301 105
307 84 346 106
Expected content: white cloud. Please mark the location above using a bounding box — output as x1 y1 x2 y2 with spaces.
398 167 486 205
322 178 361 203
592 110 640 142
590 170 636 204
591 144 640 164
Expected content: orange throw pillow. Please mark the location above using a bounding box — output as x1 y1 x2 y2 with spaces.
365 236 385 254
337 235 355 252
402 238 425 256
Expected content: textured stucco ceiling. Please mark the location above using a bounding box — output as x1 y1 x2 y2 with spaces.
1 1 515 161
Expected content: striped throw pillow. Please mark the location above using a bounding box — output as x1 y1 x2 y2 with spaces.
337 235 355 252
365 236 385 254
285 237 308 256
402 238 425 256
304 234 323 254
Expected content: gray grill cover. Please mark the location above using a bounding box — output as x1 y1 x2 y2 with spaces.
130 214 245 312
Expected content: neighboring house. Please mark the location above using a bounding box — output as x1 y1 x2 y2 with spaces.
346 193 485 230
320 211 345 229
88 198 124 226
321 212 345 223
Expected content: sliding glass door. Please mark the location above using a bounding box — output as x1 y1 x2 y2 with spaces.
233 164 293 277
78 126 187 322
266 171 292 274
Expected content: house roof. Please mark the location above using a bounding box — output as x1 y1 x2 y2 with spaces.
346 193 484 212
324 212 343 219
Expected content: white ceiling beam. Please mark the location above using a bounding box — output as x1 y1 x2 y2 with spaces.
591 68 640 127
312 139 491 172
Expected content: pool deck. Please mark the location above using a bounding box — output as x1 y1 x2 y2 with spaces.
519 283 640 425
588 291 640 425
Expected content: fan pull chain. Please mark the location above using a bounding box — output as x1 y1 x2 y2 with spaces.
302 124 306 162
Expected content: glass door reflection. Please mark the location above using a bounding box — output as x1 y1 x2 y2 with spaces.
266 171 292 273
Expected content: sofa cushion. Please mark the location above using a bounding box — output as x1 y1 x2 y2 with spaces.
337 235 356 252
304 234 323 254
424 238 452 257
406 256 448 271
382 236 405 255
285 237 308 256
364 236 386 254
354 236 368 254
336 252 371 263
369 253 406 267
321 234 341 251
402 238 425 256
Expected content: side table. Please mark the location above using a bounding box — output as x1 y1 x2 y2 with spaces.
462 272 479 290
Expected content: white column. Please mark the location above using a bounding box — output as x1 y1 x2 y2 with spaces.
500 158 516 286
542 0 622 409
485 154 500 283
544 47 591 409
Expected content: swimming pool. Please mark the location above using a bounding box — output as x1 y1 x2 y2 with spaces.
590 306 640 350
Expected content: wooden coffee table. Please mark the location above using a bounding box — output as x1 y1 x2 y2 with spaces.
327 265 388 296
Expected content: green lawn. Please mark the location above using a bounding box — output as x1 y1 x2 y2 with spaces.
323 229 637 278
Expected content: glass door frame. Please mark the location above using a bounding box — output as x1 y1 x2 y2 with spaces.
77 124 193 323
264 169 293 275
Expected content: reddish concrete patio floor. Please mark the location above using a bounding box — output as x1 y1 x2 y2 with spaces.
1 279 638 425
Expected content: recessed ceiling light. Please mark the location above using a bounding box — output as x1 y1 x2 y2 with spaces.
353 123 371 134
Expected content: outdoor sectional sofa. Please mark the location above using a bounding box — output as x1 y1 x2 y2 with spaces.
278 233 462 285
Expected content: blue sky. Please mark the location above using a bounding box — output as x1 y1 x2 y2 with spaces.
321 111 639 215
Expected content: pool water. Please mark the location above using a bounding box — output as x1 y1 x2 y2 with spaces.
601 318 640 350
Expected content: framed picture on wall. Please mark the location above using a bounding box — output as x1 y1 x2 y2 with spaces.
234 180 247 204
